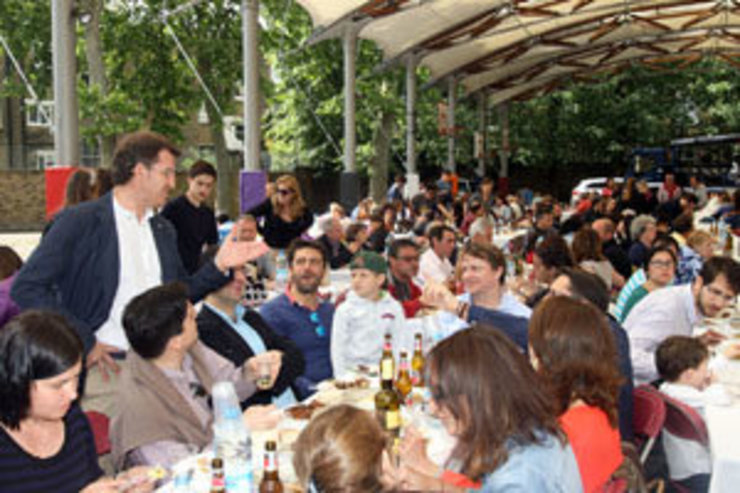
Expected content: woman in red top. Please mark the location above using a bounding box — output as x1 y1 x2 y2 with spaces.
529 295 624 493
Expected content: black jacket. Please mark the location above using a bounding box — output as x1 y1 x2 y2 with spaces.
197 304 306 409
11 192 229 353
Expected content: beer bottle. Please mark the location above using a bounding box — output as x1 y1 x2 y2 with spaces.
210 457 225 493
396 351 413 403
375 334 401 437
379 333 395 382
411 334 425 387
724 227 734 256
259 440 283 493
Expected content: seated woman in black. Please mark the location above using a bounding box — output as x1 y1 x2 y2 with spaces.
0 311 153 493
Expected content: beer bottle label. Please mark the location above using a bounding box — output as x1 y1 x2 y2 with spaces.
386 409 400 430
264 451 278 472
381 359 394 380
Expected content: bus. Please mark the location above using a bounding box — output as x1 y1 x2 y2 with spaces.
629 133 740 187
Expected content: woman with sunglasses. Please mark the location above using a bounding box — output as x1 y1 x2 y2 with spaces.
617 246 677 323
389 326 582 492
247 174 314 250
0 311 154 492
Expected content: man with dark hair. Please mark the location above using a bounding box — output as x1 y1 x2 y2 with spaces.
419 224 456 284
387 239 424 317
11 130 268 418
523 202 556 256
593 217 632 280
549 267 634 440
259 239 334 398
111 283 278 470
161 160 219 274
528 234 575 307
386 174 406 202
197 251 305 409
624 256 740 383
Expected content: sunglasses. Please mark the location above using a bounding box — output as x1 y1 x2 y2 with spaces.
277 188 294 196
309 311 327 338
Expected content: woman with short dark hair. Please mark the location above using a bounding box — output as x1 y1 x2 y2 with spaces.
392 326 582 491
0 311 152 492
529 296 623 492
618 246 677 323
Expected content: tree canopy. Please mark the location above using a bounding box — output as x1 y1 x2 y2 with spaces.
0 0 738 194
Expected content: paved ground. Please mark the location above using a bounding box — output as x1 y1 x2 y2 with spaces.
0 232 42 261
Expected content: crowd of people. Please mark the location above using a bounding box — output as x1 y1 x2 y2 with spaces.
0 128 739 492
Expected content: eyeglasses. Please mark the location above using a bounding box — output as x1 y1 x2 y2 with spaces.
309 311 326 338
703 285 736 304
649 260 675 269
277 188 294 196
397 255 420 262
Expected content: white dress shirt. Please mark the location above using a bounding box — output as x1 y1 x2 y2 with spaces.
623 284 698 384
419 248 453 284
95 198 162 350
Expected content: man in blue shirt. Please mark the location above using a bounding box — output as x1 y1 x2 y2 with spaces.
260 239 334 398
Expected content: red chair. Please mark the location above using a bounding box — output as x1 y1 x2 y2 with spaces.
632 385 666 464
660 392 709 493
85 410 111 456
661 393 709 446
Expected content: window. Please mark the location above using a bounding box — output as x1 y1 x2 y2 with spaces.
25 100 54 127
34 150 56 169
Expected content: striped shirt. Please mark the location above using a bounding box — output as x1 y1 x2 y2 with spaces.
0 404 103 492
612 268 646 320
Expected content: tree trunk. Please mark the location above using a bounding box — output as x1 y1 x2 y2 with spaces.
205 103 238 218
369 110 395 203
83 0 115 167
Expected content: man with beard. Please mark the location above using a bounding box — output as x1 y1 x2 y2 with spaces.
624 256 740 384
259 239 333 398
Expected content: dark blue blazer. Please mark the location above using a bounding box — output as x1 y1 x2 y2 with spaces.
11 192 229 353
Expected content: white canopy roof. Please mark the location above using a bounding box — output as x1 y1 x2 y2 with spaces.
295 0 740 104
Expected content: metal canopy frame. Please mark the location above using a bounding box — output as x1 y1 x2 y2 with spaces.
295 0 740 104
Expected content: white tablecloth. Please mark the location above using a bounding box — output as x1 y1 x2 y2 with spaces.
707 404 740 493
707 350 740 493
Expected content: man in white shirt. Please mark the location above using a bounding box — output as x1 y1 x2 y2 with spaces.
12 131 268 418
623 256 740 384
419 224 456 285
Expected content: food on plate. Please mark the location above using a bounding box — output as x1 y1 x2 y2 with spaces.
148 465 168 480
356 364 379 377
334 377 370 390
285 400 325 420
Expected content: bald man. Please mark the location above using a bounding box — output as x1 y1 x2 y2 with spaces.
592 218 632 280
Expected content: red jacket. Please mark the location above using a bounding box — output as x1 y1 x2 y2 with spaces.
387 277 423 318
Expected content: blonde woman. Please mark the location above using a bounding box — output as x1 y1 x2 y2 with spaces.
247 175 314 249
293 404 388 492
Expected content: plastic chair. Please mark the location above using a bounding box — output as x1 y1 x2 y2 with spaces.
661 393 709 446
85 410 112 456
660 393 710 493
632 384 666 464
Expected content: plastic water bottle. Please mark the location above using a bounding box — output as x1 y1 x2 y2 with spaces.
212 382 253 492
503 244 516 279
275 250 289 292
